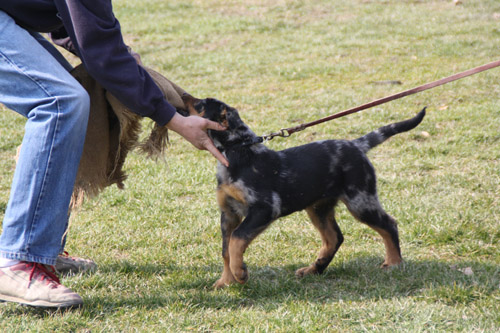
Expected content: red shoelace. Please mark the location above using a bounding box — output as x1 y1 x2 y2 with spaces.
60 251 77 261
26 262 61 288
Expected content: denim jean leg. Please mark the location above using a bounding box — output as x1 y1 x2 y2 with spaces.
30 31 75 253
29 31 74 72
0 11 90 265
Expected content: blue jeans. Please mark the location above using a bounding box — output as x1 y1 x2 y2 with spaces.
0 11 90 265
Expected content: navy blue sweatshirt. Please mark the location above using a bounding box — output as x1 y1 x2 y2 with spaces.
0 0 176 125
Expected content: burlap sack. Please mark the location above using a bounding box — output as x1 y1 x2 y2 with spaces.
70 65 188 207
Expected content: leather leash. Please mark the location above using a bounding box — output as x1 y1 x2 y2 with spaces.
261 59 500 141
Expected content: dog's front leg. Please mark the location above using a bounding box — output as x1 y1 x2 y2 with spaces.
228 237 249 284
229 207 274 284
214 211 242 289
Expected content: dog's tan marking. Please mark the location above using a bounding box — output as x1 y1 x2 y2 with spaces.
220 107 229 128
214 210 242 289
214 255 237 289
296 206 339 277
370 226 402 267
229 237 249 283
217 184 246 208
340 198 402 268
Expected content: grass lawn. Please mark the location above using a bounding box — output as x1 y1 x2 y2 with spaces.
1 0 499 331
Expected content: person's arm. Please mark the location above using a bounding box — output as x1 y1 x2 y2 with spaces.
53 0 175 125
53 0 228 165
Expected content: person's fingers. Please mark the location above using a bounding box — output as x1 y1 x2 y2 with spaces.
199 119 228 166
166 114 229 166
205 119 227 131
202 120 228 166
205 141 229 167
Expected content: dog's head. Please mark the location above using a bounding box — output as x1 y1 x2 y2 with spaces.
181 94 256 150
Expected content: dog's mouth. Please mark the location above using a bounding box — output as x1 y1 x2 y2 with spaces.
181 93 205 117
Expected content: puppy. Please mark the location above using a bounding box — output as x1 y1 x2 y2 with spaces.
182 94 425 288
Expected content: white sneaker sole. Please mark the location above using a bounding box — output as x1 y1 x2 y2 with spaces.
0 294 83 308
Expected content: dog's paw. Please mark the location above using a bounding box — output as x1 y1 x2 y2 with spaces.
213 278 231 289
380 259 403 269
231 262 248 284
213 270 238 289
295 265 318 278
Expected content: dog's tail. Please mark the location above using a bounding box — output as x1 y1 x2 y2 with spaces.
352 107 426 153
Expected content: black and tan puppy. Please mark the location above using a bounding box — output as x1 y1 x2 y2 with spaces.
182 94 425 288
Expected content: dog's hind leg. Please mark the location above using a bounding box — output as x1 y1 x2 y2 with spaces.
342 193 402 268
296 200 343 278
214 211 242 289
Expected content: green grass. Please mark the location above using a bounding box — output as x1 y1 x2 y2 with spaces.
1 0 499 331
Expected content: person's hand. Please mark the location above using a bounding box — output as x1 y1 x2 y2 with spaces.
166 113 229 167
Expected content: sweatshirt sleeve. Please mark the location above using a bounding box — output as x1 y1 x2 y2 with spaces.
53 0 176 125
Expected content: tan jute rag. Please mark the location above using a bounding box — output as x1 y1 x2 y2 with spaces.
70 64 188 207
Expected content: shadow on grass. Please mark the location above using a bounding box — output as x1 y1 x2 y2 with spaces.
2 257 497 318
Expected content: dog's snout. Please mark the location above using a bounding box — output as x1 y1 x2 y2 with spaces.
181 93 204 116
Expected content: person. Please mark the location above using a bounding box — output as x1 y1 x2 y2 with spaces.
0 0 228 308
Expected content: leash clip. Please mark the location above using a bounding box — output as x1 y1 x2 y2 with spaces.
262 128 291 141
261 123 308 141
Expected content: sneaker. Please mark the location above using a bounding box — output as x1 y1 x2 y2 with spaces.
55 252 97 276
0 262 83 308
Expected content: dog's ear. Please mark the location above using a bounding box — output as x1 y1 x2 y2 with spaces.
181 93 205 117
